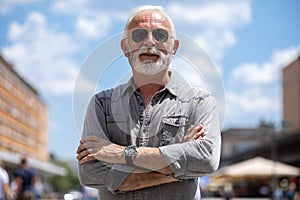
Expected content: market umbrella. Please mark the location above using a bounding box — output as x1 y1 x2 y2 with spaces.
212 157 300 178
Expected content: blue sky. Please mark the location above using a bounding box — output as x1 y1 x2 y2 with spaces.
1 0 300 160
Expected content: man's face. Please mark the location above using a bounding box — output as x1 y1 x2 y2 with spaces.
124 10 177 76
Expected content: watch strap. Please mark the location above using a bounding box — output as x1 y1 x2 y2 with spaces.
125 155 134 166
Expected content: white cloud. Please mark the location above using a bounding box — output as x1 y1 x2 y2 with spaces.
171 58 209 90
0 0 37 13
8 12 47 42
226 89 277 114
52 1 116 40
51 0 89 14
50 1 252 66
232 44 300 85
225 44 300 128
167 1 251 64
3 11 80 95
195 29 236 62
75 14 111 40
168 1 251 28
224 88 280 128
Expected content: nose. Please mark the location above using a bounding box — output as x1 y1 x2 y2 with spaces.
143 31 155 47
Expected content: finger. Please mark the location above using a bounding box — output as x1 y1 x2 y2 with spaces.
79 154 96 165
76 143 87 154
186 125 194 133
184 125 194 139
193 132 204 140
80 141 103 150
81 135 98 143
193 129 205 140
76 149 90 161
194 124 203 132
78 142 97 152
187 125 201 138
194 135 203 140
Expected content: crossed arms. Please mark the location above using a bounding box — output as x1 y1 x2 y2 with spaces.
76 94 221 193
76 125 204 192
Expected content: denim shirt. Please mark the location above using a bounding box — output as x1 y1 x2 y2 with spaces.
78 72 221 200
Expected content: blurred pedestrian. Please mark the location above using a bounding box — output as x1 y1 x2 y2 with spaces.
83 186 98 200
15 158 35 200
0 159 11 200
33 176 43 200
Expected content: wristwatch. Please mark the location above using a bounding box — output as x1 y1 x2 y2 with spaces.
124 145 138 166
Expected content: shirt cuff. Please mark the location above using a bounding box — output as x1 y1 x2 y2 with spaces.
159 143 187 178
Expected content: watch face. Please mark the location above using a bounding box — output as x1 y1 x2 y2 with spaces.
125 146 137 156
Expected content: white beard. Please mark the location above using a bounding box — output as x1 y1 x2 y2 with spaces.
129 46 172 75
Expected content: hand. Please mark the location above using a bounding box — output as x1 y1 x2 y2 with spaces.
182 124 205 143
76 136 125 165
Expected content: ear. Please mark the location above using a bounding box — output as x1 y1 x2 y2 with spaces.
171 40 179 55
171 39 179 55
121 39 129 57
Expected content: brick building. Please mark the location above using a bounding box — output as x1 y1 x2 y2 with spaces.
0 55 64 175
282 56 300 133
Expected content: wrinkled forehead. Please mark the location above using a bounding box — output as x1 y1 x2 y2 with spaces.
127 10 172 30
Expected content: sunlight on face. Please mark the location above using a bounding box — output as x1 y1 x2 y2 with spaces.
128 44 173 75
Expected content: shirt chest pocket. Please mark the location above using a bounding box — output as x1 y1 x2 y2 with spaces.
106 115 129 146
159 116 189 146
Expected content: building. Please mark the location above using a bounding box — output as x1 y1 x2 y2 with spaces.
220 128 300 167
219 55 300 167
282 56 300 133
0 55 65 175
220 126 276 166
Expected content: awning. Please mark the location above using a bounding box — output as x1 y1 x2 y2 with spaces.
0 150 67 176
212 156 300 178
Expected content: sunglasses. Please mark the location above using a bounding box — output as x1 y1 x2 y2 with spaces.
131 28 170 43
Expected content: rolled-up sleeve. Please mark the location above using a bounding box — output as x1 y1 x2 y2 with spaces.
159 95 221 179
78 96 131 193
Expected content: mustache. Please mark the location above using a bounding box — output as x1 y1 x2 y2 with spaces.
139 46 160 55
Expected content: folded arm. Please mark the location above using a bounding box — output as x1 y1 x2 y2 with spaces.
77 124 205 192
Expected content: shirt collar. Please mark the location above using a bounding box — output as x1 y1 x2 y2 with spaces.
116 70 190 100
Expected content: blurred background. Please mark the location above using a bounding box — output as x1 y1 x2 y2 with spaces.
0 0 299 199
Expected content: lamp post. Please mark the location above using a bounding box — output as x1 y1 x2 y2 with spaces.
271 130 278 199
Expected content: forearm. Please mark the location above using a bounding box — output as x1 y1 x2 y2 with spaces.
78 161 133 193
125 125 205 173
133 147 171 172
160 138 220 178
117 169 177 192
4 183 11 198
78 124 206 175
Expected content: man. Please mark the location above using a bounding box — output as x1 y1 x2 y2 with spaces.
76 5 221 200
16 158 35 200
0 159 10 200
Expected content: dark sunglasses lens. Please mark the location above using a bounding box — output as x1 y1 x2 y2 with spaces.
153 29 169 43
132 29 148 43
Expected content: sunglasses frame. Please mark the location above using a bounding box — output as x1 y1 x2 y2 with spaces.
131 28 171 44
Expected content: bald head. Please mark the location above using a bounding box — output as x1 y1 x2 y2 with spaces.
123 5 176 38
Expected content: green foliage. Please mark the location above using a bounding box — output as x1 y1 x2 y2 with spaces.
49 160 80 193
258 119 275 129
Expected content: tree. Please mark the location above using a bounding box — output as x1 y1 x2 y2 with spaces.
258 119 275 129
49 160 81 193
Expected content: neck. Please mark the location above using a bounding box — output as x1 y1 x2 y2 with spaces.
133 69 169 87
133 69 170 104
